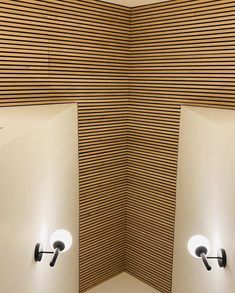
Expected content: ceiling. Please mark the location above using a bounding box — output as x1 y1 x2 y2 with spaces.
100 0 170 7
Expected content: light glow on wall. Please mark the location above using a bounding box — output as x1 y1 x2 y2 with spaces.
49 229 73 252
187 235 211 258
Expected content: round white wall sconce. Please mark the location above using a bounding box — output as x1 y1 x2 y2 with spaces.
188 235 211 258
50 229 72 252
35 229 72 267
187 235 226 271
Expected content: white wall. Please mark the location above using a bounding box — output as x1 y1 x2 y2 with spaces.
172 106 235 293
0 104 78 293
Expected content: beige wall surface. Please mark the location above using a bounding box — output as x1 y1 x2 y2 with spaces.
85 272 160 293
0 104 78 293
173 106 235 293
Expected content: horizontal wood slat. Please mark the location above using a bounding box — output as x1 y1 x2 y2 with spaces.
129 1 235 292
0 0 129 292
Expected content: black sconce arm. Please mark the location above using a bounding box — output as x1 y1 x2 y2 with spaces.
201 252 212 271
49 241 65 267
195 246 211 271
50 248 60 267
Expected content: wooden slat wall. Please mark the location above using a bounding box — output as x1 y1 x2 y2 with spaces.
0 0 130 291
129 1 235 292
4 1 235 292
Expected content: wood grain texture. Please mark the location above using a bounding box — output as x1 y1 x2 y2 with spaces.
0 0 130 291
129 1 235 292
3 0 234 292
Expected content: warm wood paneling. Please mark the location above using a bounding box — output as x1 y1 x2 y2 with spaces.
3 0 234 292
0 0 130 292
129 1 235 292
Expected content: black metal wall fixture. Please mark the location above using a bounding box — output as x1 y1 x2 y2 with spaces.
188 235 227 271
34 229 72 267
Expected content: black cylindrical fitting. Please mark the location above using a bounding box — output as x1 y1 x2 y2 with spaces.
50 248 60 267
201 253 212 271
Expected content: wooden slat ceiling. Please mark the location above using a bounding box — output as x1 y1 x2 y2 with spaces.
0 0 129 291
129 0 235 292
